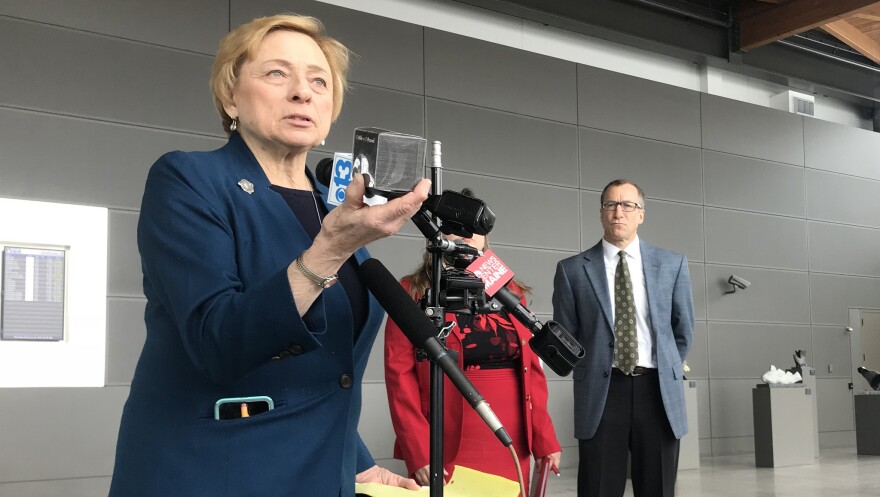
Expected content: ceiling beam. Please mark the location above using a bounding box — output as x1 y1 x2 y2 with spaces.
823 19 880 65
737 0 880 51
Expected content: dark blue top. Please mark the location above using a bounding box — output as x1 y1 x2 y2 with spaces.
269 184 368 337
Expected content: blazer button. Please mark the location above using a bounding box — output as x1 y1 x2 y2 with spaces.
339 373 354 389
608 341 614 348
523 367 528 373
603 371 609 378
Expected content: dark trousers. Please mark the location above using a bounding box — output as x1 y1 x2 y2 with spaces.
577 369 679 497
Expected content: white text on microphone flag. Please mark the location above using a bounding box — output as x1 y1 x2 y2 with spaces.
466 249 514 297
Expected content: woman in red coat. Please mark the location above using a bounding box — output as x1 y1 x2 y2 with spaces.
384 210 562 489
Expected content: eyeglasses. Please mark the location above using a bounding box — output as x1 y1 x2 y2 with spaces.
601 201 643 212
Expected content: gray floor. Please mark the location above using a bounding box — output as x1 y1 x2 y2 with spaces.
543 447 880 496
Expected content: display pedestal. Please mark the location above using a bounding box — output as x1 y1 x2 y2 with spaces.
752 384 816 467
800 367 820 459
679 380 700 470
854 392 880 455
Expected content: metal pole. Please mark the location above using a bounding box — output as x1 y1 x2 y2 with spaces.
427 141 445 497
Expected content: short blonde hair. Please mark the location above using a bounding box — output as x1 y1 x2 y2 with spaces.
210 14 350 134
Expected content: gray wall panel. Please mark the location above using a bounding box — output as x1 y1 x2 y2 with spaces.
816 379 855 432
489 245 571 315
0 108 224 210
0 18 218 134
703 151 805 217
637 200 704 263
580 191 603 250
701 94 804 166
711 436 756 456
708 322 811 378
0 0 227 54
327 84 425 153
441 171 581 251
819 430 857 449
807 169 880 229
107 210 143 298
0 387 127 481
106 297 147 386
687 321 709 378
577 65 701 147
365 236 427 281
425 29 577 123
809 221 880 277
232 0 425 94
692 378 711 440
709 379 760 438
426 99 579 187
579 128 703 204
812 325 854 379
706 265 811 324
805 117 880 181
690 263 707 321
704 208 807 270
547 379 576 448
810 273 880 325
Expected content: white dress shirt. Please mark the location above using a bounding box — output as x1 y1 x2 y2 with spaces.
602 237 655 368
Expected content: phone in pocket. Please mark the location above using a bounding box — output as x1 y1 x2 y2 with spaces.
214 396 274 420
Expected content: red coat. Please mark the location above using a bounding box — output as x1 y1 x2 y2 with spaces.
384 280 561 476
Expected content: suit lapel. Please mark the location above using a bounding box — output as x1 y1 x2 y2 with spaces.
582 243 614 332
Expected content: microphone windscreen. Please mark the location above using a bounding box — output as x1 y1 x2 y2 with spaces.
358 258 435 345
315 157 334 187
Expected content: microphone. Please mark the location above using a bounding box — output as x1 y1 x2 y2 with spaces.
316 157 333 187
314 159 495 237
358 258 513 447
858 366 880 391
466 250 584 376
423 190 495 236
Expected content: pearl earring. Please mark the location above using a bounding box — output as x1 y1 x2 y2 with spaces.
230 118 238 131
321 139 326 146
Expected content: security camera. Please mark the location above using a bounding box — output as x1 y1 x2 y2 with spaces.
724 275 751 294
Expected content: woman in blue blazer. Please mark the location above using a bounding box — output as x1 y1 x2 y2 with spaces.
108 14 428 497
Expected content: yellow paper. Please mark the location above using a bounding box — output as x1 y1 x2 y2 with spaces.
354 465 520 497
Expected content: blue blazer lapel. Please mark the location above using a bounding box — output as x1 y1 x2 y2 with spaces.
582 243 614 332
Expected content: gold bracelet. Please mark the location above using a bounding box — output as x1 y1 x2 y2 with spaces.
296 254 338 289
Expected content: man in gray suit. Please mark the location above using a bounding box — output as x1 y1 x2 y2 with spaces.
553 179 694 497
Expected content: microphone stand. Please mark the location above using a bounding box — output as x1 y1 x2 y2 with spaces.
426 141 446 497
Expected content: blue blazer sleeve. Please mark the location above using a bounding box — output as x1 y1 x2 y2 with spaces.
138 152 325 385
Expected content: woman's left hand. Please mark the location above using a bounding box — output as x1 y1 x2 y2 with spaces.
537 451 562 474
355 465 421 490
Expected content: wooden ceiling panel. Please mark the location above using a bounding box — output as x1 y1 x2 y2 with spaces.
736 0 880 51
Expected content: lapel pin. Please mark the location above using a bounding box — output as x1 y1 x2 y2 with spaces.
238 179 255 194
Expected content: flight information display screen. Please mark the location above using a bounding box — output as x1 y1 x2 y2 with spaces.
1 246 66 341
